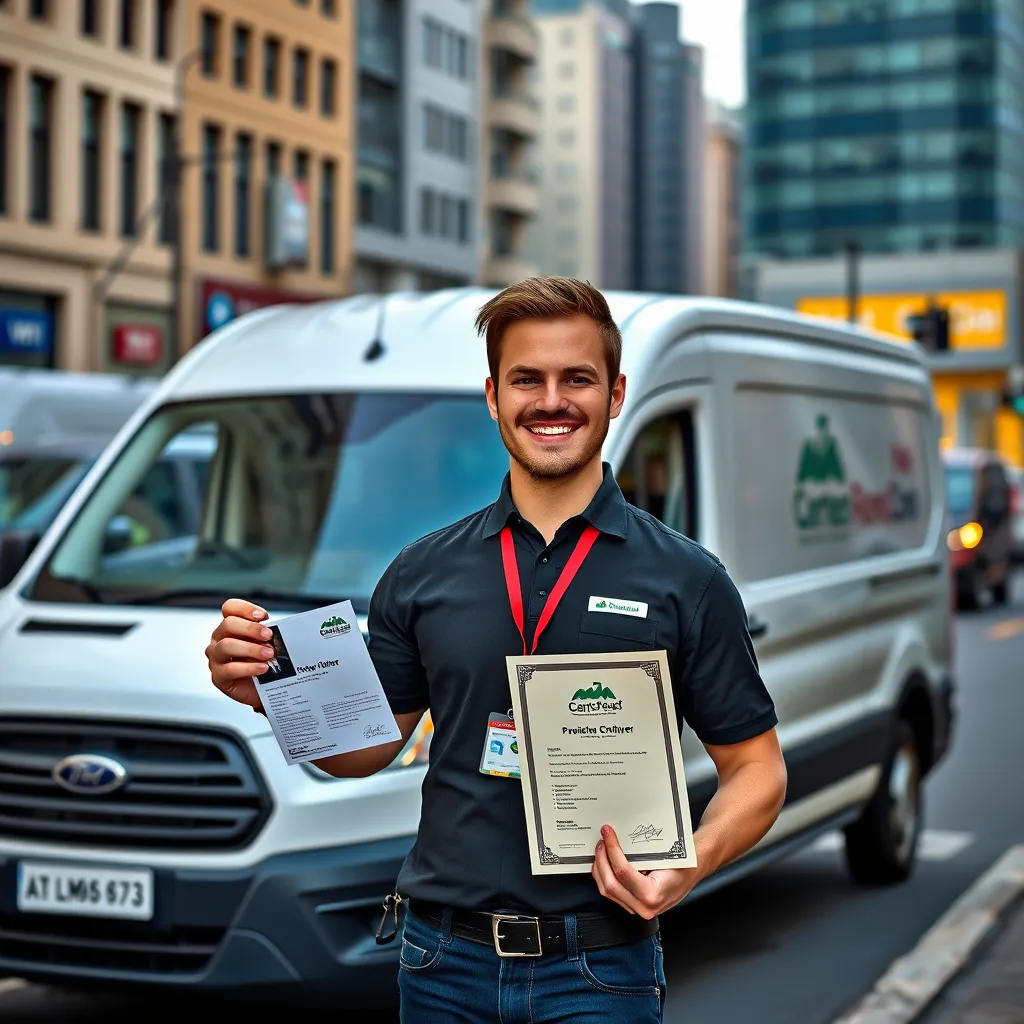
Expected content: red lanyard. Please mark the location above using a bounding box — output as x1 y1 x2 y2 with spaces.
500 524 600 656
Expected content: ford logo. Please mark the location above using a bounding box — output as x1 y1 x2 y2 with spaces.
51 754 129 796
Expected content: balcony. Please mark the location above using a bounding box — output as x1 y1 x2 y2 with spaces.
484 254 537 287
487 172 540 217
488 89 540 138
486 13 539 63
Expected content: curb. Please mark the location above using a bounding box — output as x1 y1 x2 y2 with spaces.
833 844 1024 1024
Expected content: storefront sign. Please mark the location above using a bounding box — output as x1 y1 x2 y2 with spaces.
797 290 1007 349
112 324 163 366
0 309 53 357
198 278 333 339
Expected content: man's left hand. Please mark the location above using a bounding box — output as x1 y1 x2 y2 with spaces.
591 825 700 919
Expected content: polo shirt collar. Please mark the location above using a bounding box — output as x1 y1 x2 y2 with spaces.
482 462 629 540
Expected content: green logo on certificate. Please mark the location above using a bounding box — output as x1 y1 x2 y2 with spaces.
319 615 352 638
572 682 616 700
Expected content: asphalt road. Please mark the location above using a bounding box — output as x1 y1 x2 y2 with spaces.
2 573 1023 1023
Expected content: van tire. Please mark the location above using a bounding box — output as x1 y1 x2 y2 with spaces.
844 720 922 886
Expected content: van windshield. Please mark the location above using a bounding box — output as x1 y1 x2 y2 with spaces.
29 393 510 612
0 456 86 530
944 466 975 519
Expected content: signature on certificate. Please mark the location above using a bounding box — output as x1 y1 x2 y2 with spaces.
629 823 664 844
364 723 391 739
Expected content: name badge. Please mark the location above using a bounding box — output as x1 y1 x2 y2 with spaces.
479 712 520 779
588 596 649 619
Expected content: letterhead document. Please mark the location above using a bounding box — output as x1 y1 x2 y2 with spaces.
507 650 697 875
253 600 401 765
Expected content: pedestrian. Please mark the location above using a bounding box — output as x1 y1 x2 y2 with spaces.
206 277 788 1023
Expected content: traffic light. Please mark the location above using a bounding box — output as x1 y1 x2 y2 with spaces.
907 302 950 352
1003 388 1024 415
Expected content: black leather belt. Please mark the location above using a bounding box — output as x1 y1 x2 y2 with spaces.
408 899 659 958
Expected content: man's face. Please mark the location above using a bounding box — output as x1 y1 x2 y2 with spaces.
485 315 626 479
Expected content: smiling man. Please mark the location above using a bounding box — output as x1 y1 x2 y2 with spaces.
206 277 787 1023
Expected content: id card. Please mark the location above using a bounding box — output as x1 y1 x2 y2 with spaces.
479 712 520 779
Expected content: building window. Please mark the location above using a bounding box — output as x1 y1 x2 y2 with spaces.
320 58 336 117
557 61 574 80
421 189 469 244
0 68 8 216
233 24 250 88
560 27 574 46
82 91 103 232
156 112 175 244
420 188 435 234
556 94 574 113
81 0 99 38
423 17 470 80
202 122 220 252
201 11 220 77
293 48 309 107
155 0 173 61
423 104 468 162
556 163 575 181
120 103 140 237
28 0 47 21
457 199 470 244
28 76 52 223
557 128 575 147
234 132 251 258
266 139 281 181
264 36 280 98
120 0 136 49
320 158 335 275
294 149 309 182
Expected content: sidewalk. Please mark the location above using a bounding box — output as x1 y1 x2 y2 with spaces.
919 896 1024 1024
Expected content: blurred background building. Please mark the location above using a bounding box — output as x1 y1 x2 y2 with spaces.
480 0 540 287
745 0 1024 466
703 99 742 298
354 0 479 293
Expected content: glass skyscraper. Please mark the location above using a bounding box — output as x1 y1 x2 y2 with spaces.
746 0 1024 259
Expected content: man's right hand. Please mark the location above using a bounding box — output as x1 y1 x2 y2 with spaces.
206 599 274 711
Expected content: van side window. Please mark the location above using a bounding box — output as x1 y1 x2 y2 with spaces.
616 412 697 539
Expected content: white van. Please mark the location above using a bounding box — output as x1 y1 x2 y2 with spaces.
0 292 955 1004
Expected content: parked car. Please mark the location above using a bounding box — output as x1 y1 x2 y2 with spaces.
1005 464 1024 565
0 293 955 1006
942 447 1014 609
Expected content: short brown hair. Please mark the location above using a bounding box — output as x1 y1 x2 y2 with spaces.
474 276 622 383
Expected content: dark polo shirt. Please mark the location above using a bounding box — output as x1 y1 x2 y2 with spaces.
367 463 777 915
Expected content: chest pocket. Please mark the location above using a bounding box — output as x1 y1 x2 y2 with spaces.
578 611 658 652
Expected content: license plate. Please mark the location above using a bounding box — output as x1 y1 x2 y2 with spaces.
17 862 154 921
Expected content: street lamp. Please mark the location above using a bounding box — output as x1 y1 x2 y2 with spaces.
167 48 202 362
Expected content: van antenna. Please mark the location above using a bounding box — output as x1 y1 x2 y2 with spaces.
363 296 387 362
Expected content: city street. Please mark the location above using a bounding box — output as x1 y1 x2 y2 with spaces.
1 575 1022 1023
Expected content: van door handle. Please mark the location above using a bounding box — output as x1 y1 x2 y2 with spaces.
747 617 769 639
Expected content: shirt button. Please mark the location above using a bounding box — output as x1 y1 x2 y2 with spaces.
542 556 549 563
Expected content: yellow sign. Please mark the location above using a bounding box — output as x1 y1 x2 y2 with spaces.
797 290 1006 349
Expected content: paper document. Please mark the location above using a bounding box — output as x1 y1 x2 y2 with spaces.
253 600 401 765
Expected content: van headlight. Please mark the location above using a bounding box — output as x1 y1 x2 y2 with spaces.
300 714 434 781
947 522 983 551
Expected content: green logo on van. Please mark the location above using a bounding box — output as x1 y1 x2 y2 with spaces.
320 615 352 638
794 415 852 531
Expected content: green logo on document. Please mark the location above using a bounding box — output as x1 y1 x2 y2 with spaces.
320 615 352 638
572 682 617 700
568 682 623 715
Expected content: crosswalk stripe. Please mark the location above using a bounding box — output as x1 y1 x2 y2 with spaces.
987 617 1024 641
809 829 974 861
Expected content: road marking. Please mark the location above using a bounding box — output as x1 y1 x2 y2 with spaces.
810 829 975 862
0 978 28 998
832 844 1024 1024
987 617 1024 641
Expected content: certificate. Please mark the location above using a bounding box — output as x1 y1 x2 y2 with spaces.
507 650 696 875
253 600 401 765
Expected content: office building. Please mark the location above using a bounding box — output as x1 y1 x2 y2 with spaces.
182 0 356 350
354 0 480 293
0 0 179 373
631 3 704 294
703 99 742 298
746 0 1024 259
529 0 633 288
480 0 540 287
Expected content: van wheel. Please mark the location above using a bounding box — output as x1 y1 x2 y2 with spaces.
957 569 985 611
844 721 922 886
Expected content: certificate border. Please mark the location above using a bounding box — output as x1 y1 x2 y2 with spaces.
515 657 689 868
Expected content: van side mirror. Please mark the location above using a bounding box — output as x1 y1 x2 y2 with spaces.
0 529 41 589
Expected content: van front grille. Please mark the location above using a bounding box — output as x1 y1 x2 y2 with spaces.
0 718 271 850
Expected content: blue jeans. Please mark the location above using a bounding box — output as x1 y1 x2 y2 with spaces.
397 909 667 1024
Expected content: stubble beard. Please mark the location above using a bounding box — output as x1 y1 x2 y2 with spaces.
497 403 611 481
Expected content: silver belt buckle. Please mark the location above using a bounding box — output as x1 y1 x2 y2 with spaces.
491 913 543 958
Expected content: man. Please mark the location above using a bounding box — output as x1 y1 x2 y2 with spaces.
207 277 788 1023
